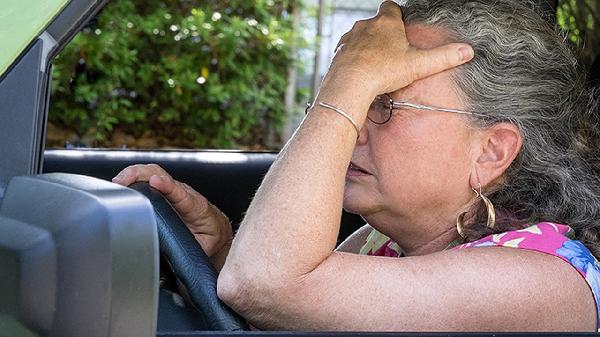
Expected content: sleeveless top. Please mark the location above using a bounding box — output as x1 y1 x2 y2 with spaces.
359 222 600 330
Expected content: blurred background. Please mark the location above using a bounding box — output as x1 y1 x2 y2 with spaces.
47 0 600 150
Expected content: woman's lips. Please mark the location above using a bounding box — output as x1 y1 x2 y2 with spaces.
347 162 371 177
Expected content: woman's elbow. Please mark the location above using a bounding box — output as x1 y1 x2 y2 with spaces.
217 266 246 310
217 264 268 313
217 265 300 324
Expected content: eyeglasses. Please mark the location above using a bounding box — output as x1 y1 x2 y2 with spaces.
368 93 488 124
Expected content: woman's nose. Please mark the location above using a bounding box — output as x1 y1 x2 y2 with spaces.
356 123 368 145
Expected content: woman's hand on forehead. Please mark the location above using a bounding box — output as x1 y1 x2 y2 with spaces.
318 0 474 111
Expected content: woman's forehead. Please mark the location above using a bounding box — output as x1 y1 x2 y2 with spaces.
390 71 457 103
391 24 462 104
405 24 451 49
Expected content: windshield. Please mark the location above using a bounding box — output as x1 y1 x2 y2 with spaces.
0 0 69 77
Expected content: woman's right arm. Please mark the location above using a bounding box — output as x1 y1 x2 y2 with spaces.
112 164 233 271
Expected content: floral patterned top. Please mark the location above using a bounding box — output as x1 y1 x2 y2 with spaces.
360 222 600 330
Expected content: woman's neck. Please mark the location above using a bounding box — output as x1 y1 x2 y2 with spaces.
401 226 459 256
365 212 460 256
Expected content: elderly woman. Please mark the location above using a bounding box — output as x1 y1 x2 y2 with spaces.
114 0 600 331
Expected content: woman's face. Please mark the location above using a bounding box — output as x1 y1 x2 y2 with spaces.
343 24 478 233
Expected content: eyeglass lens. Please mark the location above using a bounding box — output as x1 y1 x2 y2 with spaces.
367 95 393 124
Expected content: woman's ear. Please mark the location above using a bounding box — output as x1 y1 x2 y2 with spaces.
471 122 522 188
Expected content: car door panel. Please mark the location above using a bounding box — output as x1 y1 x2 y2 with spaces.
43 149 365 242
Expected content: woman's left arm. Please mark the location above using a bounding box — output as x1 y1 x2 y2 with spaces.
218 1 477 329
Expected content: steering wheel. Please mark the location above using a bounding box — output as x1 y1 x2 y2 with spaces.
130 182 248 331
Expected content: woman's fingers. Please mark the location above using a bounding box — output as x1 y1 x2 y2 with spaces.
148 174 209 218
112 163 208 219
376 0 403 17
112 163 168 186
399 43 474 88
154 176 231 256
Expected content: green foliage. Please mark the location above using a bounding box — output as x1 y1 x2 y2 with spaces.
51 0 302 148
557 0 599 68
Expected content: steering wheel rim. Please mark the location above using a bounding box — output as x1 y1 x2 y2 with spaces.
130 182 248 331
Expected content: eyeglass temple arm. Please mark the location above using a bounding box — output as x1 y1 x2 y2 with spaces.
391 101 486 117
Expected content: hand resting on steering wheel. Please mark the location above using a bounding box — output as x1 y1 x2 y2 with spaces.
113 163 232 270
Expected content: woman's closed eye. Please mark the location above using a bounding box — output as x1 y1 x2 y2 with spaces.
368 94 394 124
367 94 413 124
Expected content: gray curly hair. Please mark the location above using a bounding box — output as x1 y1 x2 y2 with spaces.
401 0 600 255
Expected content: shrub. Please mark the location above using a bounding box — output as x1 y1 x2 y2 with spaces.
557 0 599 68
50 0 302 149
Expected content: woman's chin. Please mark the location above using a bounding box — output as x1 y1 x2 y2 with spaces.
343 183 385 216
342 193 369 215
342 204 361 215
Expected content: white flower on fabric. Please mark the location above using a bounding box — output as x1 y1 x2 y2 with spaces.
517 226 543 235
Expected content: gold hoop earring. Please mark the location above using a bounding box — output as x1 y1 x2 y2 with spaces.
476 183 496 230
456 183 496 238
456 211 467 238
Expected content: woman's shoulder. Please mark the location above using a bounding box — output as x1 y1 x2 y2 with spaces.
346 224 597 330
455 222 600 286
456 222 600 331
361 222 600 273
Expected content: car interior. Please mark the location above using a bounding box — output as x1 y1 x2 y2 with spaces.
2 0 599 336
